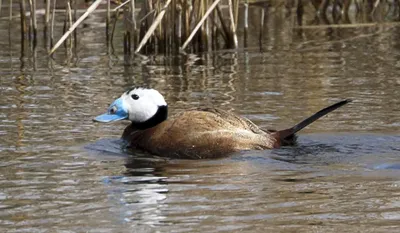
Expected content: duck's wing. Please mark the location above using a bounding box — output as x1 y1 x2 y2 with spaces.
194 107 267 135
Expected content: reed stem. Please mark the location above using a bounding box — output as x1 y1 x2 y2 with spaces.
114 0 130 11
110 8 121 48
67 1 73 49
135 0 171 53
45 0 51 26
9 0 12 22
31 0 37 45
106 0 110 46
227 0 238 48
244 0 248 47
130 0 137 49
50 0 56 48
259 7 265 47
19 0 26 48
181 0 222 51
216 4 230 45
49 0 103 55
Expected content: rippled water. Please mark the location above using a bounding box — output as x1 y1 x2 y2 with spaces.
1 4 400 233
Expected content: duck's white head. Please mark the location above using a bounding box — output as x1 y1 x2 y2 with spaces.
94 88 168 127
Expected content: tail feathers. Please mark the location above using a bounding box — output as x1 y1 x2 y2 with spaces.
272 99 351 145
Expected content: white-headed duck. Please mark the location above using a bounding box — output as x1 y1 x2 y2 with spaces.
94 87 351 159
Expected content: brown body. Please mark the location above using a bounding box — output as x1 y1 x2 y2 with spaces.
122 108 279 159
121 99 351 159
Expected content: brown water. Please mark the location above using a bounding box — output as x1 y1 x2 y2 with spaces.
1 4 400 233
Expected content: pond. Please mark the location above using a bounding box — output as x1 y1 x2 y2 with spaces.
1 2 400 233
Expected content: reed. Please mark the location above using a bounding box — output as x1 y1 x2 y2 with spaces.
106 0 111 50
49 0 103 55
50 0 57 48
19 0 26 61
9 0 12 23
6 0 400 56
243 0 248 47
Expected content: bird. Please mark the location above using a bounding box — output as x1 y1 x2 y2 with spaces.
94 87 351 159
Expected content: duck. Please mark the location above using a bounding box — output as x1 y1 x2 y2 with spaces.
94 87 351 159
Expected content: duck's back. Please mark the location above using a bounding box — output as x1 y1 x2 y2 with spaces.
123 108 276 159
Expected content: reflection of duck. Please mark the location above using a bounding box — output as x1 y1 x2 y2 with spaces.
94 87 351 159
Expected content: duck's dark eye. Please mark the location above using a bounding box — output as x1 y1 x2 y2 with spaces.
109 106 117 114
131 94 139 100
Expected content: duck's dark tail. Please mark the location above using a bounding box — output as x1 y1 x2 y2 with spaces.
271 99 352 147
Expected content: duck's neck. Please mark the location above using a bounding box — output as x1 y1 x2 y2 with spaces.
133 105 168 130
122 106 168 142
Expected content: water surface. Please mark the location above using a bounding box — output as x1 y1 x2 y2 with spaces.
1 4 400 233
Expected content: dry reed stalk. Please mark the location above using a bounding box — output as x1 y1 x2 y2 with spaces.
332 0 339 23
19 0 26 43
156 0 162 45
211 7 217 50
143 0 154 51
45 0 50 26
45 0 51 46
9 0 12 26
0 0 2 17
205 0 211 51
244 0 248 47
62 3 68 48
106 0 110 47
123 7 132 54
50 0 56 47
20 1 26 69
170 0 176 51
233 0 239 28
135 0 171 53
71 0 77 51
68 1 72 28
139 8 157 22
259 7 264 45
296 0 304 28
216 4 230 45
130 0 136 30
342 0 351 23
181 0 222 51
183 0 190 40
130 0 137 49
49 0 103 55
227 0 238 48
67 1 73 49
9 0 12 21
198 0 206 50
111 8 121 44
177 3 182 44
30 0 37 43
114 0 130 11
124 31 131 55
372 0 381 15
318 0 329 18
9 0 13 53
27 0 32 43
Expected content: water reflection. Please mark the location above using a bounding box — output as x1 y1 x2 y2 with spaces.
94 133 400 231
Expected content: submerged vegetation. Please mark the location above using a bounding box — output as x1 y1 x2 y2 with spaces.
2 0 400 56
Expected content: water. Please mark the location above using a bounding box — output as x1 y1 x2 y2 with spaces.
1 4 400 233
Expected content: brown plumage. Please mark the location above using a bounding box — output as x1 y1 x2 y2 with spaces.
121 100 351 159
